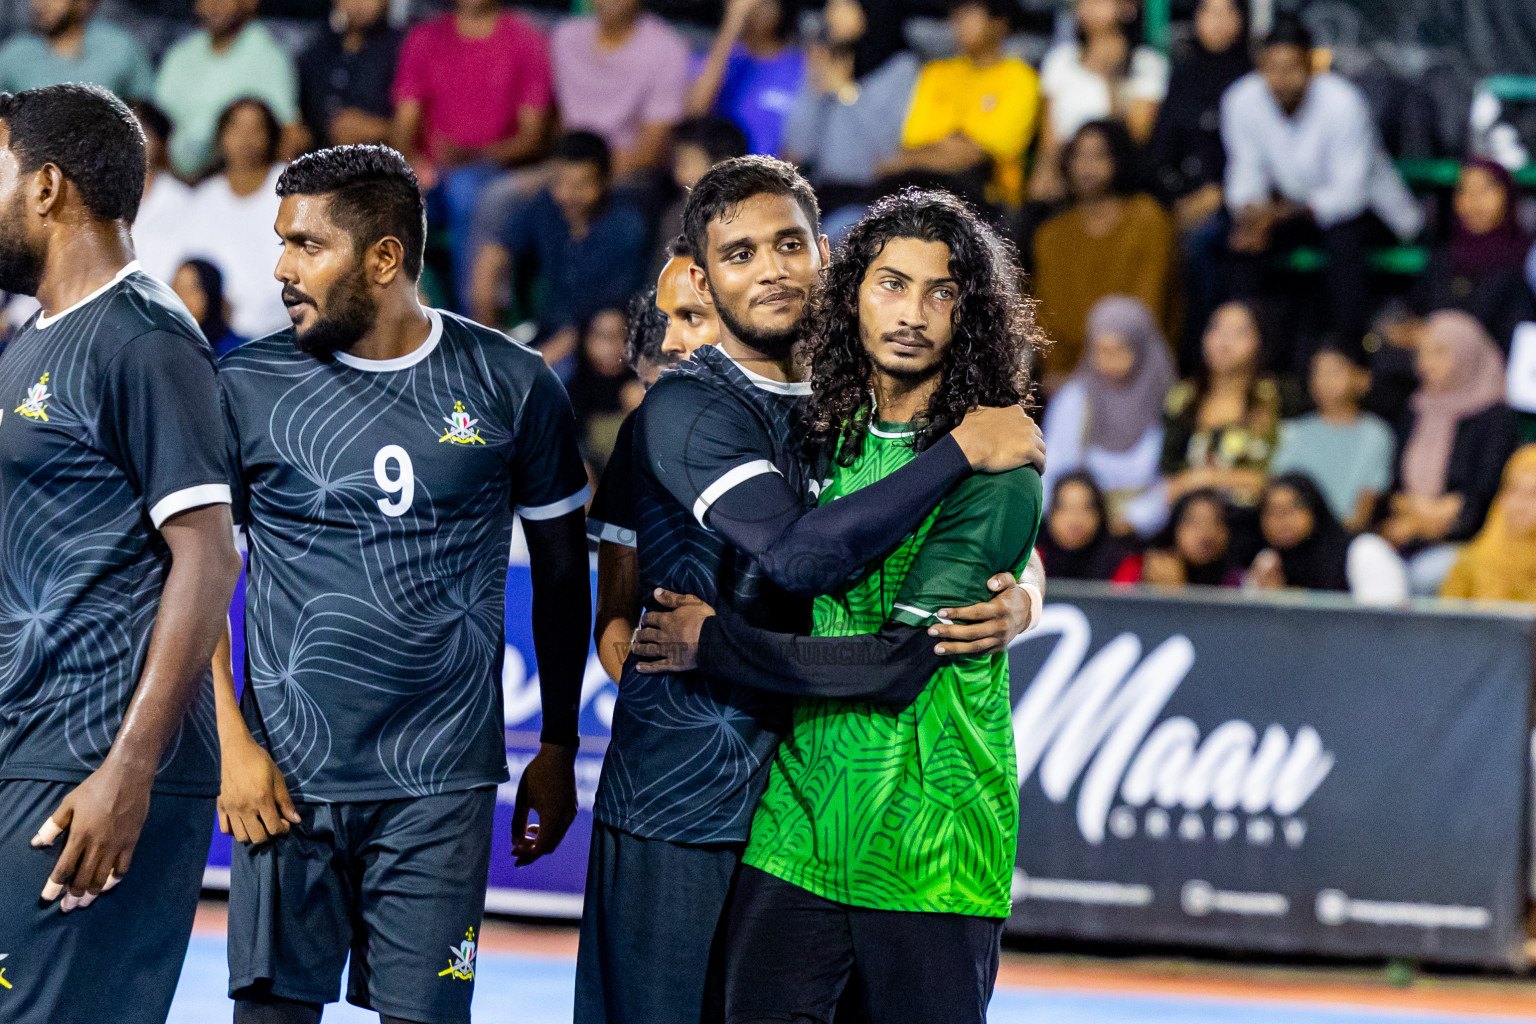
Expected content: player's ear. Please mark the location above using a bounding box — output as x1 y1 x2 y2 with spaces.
371 235 406 286
688 260 709 297
817 234 831 268
33 163 63 219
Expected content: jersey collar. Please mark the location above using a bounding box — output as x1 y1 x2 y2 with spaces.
34 261 142 329
718 346 811 396
333 307 443 372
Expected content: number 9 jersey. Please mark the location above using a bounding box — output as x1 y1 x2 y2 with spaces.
217 308 590 802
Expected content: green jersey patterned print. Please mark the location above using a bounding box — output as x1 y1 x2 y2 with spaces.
743 421 1043 917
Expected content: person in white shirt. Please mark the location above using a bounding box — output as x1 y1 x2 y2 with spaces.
1221 15 1422 353
183 97 288 338
129 101 192 285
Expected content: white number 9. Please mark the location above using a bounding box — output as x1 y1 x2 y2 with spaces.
374 445 414 518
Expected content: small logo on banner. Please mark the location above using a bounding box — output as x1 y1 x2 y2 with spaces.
15 373 50 421
438 401 485 445
1014 604 1335 847
438 928 477 980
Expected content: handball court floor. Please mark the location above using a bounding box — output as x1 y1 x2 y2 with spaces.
168 902 1536 1024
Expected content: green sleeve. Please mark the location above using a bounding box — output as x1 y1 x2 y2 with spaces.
890 466 1043 628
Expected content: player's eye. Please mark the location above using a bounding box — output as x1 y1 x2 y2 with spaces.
685 313 702 327
933 287 955 301
726 248 751 263
881 279 902 292
779 239 802 252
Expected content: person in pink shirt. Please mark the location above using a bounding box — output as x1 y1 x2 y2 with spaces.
552 0 690 181
392 0 552 307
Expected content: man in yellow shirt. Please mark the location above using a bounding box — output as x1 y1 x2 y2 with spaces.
885 0 1040 208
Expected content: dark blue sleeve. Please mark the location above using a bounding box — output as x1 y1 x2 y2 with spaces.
511 360 592 521
98 329 232 529
587 410 637 545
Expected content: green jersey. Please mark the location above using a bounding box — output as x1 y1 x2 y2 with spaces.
742 421 1042 917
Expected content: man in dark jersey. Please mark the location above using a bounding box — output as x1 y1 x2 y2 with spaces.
0 84 241 1024
213 146 591 1024
574 156 1043 1024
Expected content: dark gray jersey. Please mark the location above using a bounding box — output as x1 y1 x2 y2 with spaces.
0 263 231 795
219 309 589 801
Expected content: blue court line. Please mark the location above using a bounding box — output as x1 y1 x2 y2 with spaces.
169 935 1536 1023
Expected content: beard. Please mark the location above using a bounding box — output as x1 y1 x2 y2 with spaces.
0 195 44 298
288 264 377 359
708 281 804 361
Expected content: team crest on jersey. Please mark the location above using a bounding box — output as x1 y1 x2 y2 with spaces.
439 401 485 445
438 928 476 981
1 953 11 990
15 373 51 421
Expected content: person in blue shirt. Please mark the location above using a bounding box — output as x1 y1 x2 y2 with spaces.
0 0 155 101
686 0 806 156
468 131 648 370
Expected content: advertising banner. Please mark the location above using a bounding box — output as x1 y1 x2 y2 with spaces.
1005 584 1535 967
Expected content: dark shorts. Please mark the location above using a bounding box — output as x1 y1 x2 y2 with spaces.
724 866 1004 1024
227 787 496 1024
0 778 212 1024
574 820 743 1024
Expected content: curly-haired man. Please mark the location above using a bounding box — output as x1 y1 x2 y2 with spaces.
639 188 1046 1023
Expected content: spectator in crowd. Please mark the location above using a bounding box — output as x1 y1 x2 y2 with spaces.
1222 16 1423 352
0 0 153 99
552 0 690 181
1126 488 1241 587
1412 159 1536 353
1162 301 1294 509
882 0 1039 210
153 0 301 178
172 258 245 359
470 132 648 367
686 0 805 157
1145 0 1250 368
298 0 401 150
1038 471 1136 581
1032 0 1168 200
1380 310 1518 594
1270 343 1395 531
1245 473 1350 591
130 101 191 285
1441 445 1536 603
651 116 749 277
780 0 918 236
1042 295 1175 536
394 0 554 308
572 307 641 469
655 236 721 362
184 98 289 339
1032 119 1178 379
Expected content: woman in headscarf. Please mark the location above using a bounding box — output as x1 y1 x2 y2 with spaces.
1441 446 1536 603
1042 294 1176 536
1413 159 1536 352
1379 310 1518 594
1145 0 1251 368
1246 473 1351 592
1038 472 1136 581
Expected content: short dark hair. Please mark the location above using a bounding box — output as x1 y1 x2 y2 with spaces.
667 234 693 260
130 100 172 146
682 155 821 272
951 0 1020 28
1061 118 1141 197
215 97 281 170
625 287 670 373
1262 13 1313 53
0 84 145 222
555 131 612 180
673 116 749 166
276 145 426 281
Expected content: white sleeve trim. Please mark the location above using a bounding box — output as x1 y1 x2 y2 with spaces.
517 485 591 521
586 519 637 548
149 483 232 529
692 459 782 528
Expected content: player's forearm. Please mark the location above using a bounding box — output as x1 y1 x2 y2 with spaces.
698 605 939 707
110 505 242 774
594 542 640 684
526 512 589 746
211 620 258 745
710 435 970 596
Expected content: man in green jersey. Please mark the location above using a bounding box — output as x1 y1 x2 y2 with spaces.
635 188 1044 1023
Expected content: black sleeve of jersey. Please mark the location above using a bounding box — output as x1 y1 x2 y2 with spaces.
216 377 249 527
98 329 232 529
696 604 938 710
511 361 592 521
640 378 971 596
586 410 636 545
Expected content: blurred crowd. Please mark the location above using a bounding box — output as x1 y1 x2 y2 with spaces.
5 0 1536 606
